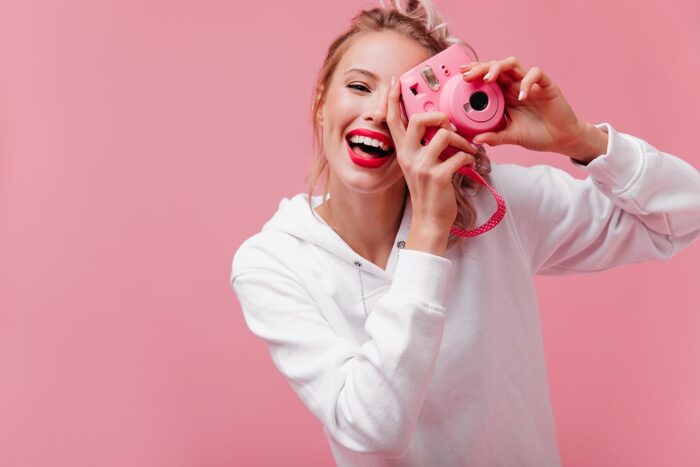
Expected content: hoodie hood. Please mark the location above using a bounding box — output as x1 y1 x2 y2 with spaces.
261 192 413 279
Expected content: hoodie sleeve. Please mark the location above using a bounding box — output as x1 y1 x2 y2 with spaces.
230 243 451 458
496 122 700 276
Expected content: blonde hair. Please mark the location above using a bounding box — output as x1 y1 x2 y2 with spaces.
307 0 493 251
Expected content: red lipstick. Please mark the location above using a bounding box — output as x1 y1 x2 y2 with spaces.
345 128 395 169
346 140 393 169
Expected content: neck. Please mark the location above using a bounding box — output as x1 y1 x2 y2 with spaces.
316 181 407 264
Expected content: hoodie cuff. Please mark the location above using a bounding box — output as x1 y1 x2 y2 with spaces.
570 122 645 192
389 248 452 307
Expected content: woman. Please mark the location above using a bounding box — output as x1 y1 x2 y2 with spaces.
230 0 700 465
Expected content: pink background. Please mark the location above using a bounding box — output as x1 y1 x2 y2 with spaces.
1 0 698 465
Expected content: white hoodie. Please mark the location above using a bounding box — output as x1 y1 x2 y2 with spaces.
230 122 700 466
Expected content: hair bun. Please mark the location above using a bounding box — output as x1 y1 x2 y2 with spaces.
406 0 420 14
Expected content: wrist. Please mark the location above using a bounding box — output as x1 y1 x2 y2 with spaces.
560 121 609 164
405 221 448 257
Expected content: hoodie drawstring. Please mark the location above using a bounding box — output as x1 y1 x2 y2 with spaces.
354 240 405 317
354 261 367 316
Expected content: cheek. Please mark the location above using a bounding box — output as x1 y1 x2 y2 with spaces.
326 89 363 125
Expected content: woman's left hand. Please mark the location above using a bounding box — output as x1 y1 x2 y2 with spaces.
460 56 591 156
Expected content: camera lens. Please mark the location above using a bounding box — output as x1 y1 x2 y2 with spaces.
469 91 488 111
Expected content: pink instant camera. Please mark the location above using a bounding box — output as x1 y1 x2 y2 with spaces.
398 43 507 238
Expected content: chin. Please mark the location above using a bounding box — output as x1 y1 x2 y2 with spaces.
335 166 404 196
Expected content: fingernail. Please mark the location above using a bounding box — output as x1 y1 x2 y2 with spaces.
391 75 396 87
518 90 525 101
483 72 492 81
450 122 457 131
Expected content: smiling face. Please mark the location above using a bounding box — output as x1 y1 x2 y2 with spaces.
317 30 432 196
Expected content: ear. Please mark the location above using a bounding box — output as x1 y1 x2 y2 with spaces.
314 88 325 126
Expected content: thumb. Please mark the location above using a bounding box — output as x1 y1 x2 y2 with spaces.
472 131 508 146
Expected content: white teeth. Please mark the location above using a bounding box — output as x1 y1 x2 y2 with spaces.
349 134 391 151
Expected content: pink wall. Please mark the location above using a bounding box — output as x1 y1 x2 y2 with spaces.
0 0 698 465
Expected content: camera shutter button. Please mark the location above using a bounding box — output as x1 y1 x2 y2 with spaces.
423 102 435 112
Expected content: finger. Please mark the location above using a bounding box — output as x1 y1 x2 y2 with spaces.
461 57 555 106
425 128 480 162
472 129 513 147
489 56 528 83
497 56 528 81
464 57 542 104
435 151 476 181
461 60 495 82
386 75 407 146
474 69 520 100
482 59 510 82
405 111 459 153
458 61 480 72
518 66 554 100
463 56 523 84
465 67 518 95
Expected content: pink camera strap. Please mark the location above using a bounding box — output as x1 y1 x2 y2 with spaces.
450 165 506 237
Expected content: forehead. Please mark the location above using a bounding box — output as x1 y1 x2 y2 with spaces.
337 31 432 79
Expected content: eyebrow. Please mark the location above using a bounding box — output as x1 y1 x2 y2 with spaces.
344 68 380 80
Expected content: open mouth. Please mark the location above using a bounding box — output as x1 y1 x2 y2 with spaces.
345 135 395 159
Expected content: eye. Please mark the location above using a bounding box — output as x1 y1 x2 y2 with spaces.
347 83 370 93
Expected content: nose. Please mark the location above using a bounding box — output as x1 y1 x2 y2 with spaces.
366 84 390 125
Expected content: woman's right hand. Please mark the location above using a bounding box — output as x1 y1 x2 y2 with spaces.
387 75 481 233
